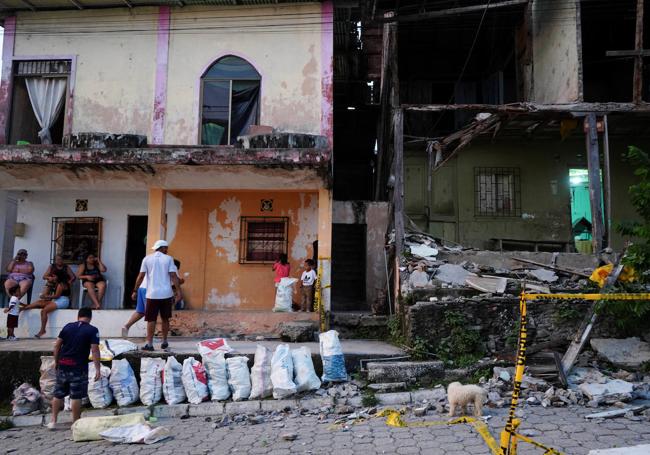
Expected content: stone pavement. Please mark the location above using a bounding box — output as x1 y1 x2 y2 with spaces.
3 405 650 455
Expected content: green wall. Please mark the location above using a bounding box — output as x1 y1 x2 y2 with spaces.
405 137 642 250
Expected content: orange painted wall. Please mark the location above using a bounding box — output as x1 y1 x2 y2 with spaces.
166 191 319 310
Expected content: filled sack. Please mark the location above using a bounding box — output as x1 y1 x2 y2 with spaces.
319 330 347 382
273 277 298 312
109 359 139 406
11 383 41 416
88 363 113 408
162 356 186 404
249 345 273 399
100 423 171 444
197 338 233 357
140 357 165 406
226 356 251 401
72 413 146 442
270 344 297 399
182 357 209 404
39 356 57 410
202 351 230 401
292 347 321 392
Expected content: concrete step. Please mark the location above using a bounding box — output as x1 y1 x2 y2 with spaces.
367 382 407 392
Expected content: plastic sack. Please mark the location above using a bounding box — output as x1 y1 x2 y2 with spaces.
140 358 165 406
319 330 347 382
271 344 297 399
64 395 90 411
72 413 145 442
182 357 209 404
11 383 41 416
88 363 113 408
197 338 233 357
39 356 57 409
162 356 186 404
291 347 321 392
93 339 139 361
202 351 230 401
273 277 298 312
100 423 171 445
226 356 251 401
249 345 273 400
109 359 139 406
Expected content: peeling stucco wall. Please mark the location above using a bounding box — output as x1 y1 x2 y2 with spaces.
208 196 241 264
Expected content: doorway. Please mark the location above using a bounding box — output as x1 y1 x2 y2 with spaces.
331 224 366 311
569 169 603 253
123 215 148 308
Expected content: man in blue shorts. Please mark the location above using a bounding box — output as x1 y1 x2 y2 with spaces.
49 307 101 429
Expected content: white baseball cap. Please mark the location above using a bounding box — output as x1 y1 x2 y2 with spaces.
152 239 169 250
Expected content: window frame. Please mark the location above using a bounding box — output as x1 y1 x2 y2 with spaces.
239 216 289 264
474 167 522 218
199 55 261 146
50 216 103 265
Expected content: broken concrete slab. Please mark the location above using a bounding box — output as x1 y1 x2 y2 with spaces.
278 321 318 342
409 244 439 259
465 275 507 294
527 269 559 283
590 337 650 369
585 405 648 420
368 382 407 393
410 387 446 403
588 444 650 455
579 379 634 403
375 392 412 405
434 264 471 286
568 367 609 385
367 361 444 383
409 270 430 288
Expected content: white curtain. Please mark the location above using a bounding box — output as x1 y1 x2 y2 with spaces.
24 77 67 144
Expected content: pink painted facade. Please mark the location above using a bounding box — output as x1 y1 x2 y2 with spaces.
0 16 16 145
320 0 334 147
152 6 171 145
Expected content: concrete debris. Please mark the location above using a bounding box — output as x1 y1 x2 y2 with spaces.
527 269 559 283
465 275 507 294
590 338 650 370
409 269 430 288
367 361 444 383
413 406 427 417
434 264 472 286
409 244 439 259
367 382 407 392
568 368 609 385
578 380 634 403
585 405 648 420
278 321 317 342
281 432 298 441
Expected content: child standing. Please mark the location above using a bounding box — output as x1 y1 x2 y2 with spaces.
300 259 317 312
273 254 291 285
4 287 20 340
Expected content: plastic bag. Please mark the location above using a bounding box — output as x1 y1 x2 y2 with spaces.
182 357 209 404
88 363 113 408
271 344 297 399
72 413 145 442
140 358 165 406
202 351 230 401
273 277 298 312
292 347 321 392
39 356 57 410
249 345 273 399
64 395 90 411
319 330 347 382
162 356 186 404
11 383 41 416
197 338 233 357
93 339 139 361
100 423 171 444
226 356 251 401
109 359 139 406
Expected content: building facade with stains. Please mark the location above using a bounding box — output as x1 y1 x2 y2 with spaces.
0 0 334 336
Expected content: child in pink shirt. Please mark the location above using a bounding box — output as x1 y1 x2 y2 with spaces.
272 254 291 286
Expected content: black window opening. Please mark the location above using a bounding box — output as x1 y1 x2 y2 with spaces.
51 217 103 264
474 167 521 217
201 56 261 145
239 217 288 264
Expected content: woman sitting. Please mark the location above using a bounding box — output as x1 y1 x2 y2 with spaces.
43 254 76 287
4 249 35 301
21 274 71 338
77 253 107 309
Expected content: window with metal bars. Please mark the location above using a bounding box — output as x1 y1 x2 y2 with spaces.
51 217 103 264
474 167 521 217
239 217 288 264
15 60 71 76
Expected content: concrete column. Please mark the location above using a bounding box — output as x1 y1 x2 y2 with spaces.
0 191 8 266
146 188 167 250
318 188 332 323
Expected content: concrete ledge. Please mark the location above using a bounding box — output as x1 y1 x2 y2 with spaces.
260 399 296 412
376 392 412 405
188 402 225 417
225 401 261 415
117 406 151 418
152 404 188 419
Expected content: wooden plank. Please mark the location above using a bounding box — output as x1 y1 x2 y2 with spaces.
393 108 404 258
585 113 604 253
634 0 645 103
603 115 612 248
512 257 590 278
585 405 648 420
605 50 650 57
386 0 528 23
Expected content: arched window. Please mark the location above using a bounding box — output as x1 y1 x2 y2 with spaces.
201 55 261 145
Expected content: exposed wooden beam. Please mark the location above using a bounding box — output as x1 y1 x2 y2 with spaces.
20 0 36 11
402 102 650 114
585 113 605 253
70 0 84 9
634 0 644 103
384 0 528 23
605 50 650 57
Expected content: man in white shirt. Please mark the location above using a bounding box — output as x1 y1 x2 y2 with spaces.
300 259 317 312
132 240 179 351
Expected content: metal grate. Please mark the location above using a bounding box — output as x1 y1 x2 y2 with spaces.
15 60 71 76
239 217 289 264
51 217 103 264
474 167 521 217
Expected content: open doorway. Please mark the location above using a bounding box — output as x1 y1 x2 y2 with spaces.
123 215 148 308
569 169 603 253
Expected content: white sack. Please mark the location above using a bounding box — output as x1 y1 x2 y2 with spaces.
271 344 297 399
196 338 233 357
226 356 251 401
249 345 273 399
39 356 57 409
72 413 145 442
140 358 165 406
273 277 298 312
202 351 230 401
162 356 186 405
88 363 113 408
109 359 139 406
182 357 209 404
319 330 347 383
291 347 321 392
11 383 41 416
100 423 171 444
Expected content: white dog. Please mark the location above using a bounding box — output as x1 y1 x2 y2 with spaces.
447 381 487 417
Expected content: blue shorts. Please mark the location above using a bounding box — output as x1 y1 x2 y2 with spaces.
54 367 88 400
136 287 146 314
54 296 70 309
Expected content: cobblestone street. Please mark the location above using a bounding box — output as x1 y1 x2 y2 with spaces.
3 405 650 455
